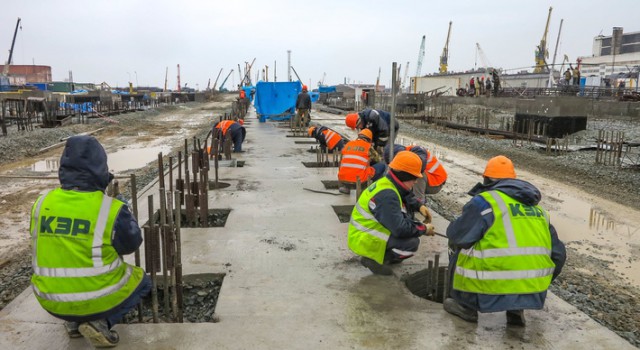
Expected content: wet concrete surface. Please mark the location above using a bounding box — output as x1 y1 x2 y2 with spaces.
0 107 635 349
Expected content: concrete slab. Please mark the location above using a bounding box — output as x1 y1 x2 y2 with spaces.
0 109 634 349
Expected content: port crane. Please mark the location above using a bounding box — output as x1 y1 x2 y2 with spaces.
2 17 21 76
439 21 452 74
212 68 223 91
534 7 553 73
415 35 426 78
218 69 234 92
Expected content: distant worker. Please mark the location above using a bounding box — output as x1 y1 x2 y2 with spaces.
384 144 448 198
337 129 385 194
570 63 580 86
469 77 476 97
443 155 566 326
563 69 572 86
295 84 312 128
491 69 501 96
214 119 246 152
308 125 345 153
479 76 485 96
485 78 492 97
345 108 400 149
30 135 151 348
238 87 248 114
348 151 435 275
476 77 481 97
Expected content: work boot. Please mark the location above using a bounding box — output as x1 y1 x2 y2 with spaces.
443 298 478 323
338 186 351 195
78 320 119 348
506 310 526 327
64 321 82 338
360 257 393 275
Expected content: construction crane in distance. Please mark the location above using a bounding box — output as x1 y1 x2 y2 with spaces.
176 64 181 92
439 21 452 74
2 17 22 77
476 43 493 74
534 6 553 73
163 67 168 92
219 69 234 92
212 68 223 91
415 35 426 78
402 61 410 91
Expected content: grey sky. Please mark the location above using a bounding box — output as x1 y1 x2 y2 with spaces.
2 0 639 90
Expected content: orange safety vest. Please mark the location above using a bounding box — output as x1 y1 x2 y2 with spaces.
338 139 374 183
216 120 236 136
406 146 447 186
239 90 246 99
322 129 343 151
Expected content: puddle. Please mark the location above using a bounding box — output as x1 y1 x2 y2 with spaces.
537 184 640 286
31 158 60 172
108 145 172 172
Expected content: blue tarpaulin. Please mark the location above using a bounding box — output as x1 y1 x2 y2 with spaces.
254 81 302 122
318 86 336 93
310 91 319 103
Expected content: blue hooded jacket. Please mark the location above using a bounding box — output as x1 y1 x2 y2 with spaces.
58 135 142 255
446 178 566 313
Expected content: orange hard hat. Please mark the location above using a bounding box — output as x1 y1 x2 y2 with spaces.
358 129 373 141
302 85 308 91
483 155 516 179
308 126 316 137
238 119 244 126
389 151 423 178
345 113 359 129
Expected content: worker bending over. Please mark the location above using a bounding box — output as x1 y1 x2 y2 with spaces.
384 144 448 199
214 119 246 152
30 136 151 348
444 155 566 326
345 108 399 149
348 151 435 275
337 129 385 195
308 125 345 153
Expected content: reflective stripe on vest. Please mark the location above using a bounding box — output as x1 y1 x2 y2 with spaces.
322 129 342 151
348 177 400 264
30 189 144 316
338 140 373 183
454 190 555 295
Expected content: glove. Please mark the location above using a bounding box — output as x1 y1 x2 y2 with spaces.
424 223 436 236
419 205 432 224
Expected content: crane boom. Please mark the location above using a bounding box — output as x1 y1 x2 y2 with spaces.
534 6 553 73
219 69 234 91
212 68 223 91
3 17 21 76
476 43 492 73
415 35 426 77
439 21 452 74
402 61 410 90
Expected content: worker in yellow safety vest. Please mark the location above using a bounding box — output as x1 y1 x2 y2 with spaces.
443 155 566 326
348 151 436 275
30 135 151 348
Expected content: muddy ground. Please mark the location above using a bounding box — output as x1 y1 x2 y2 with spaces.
0 98 638 346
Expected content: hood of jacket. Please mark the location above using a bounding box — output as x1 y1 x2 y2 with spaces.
468 178 541 206
58 135 111 192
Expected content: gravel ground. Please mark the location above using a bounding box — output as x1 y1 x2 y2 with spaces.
399 119 640 347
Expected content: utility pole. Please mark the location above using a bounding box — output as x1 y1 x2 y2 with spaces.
389 62 398 159
274 60 277 82
177 64 181 93
164 67 168 92
287 50 292 82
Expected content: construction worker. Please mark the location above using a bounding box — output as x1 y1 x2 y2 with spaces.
563 69 572 86
345 108 399 149
29 135 151 348
443 155 566 326
295 84 312 127
348 151 435 275
570 64 580 86
384 144 448 198
491 69 501 96
308 125 345 153
485 78 492 97
214 119 246 152
337 129 385 194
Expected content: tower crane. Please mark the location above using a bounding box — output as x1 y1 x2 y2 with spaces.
534 6 553 73
415 35 426 77
439 21 452 74
2 17 21 77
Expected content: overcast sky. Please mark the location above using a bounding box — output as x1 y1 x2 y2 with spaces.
2 0 639 90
